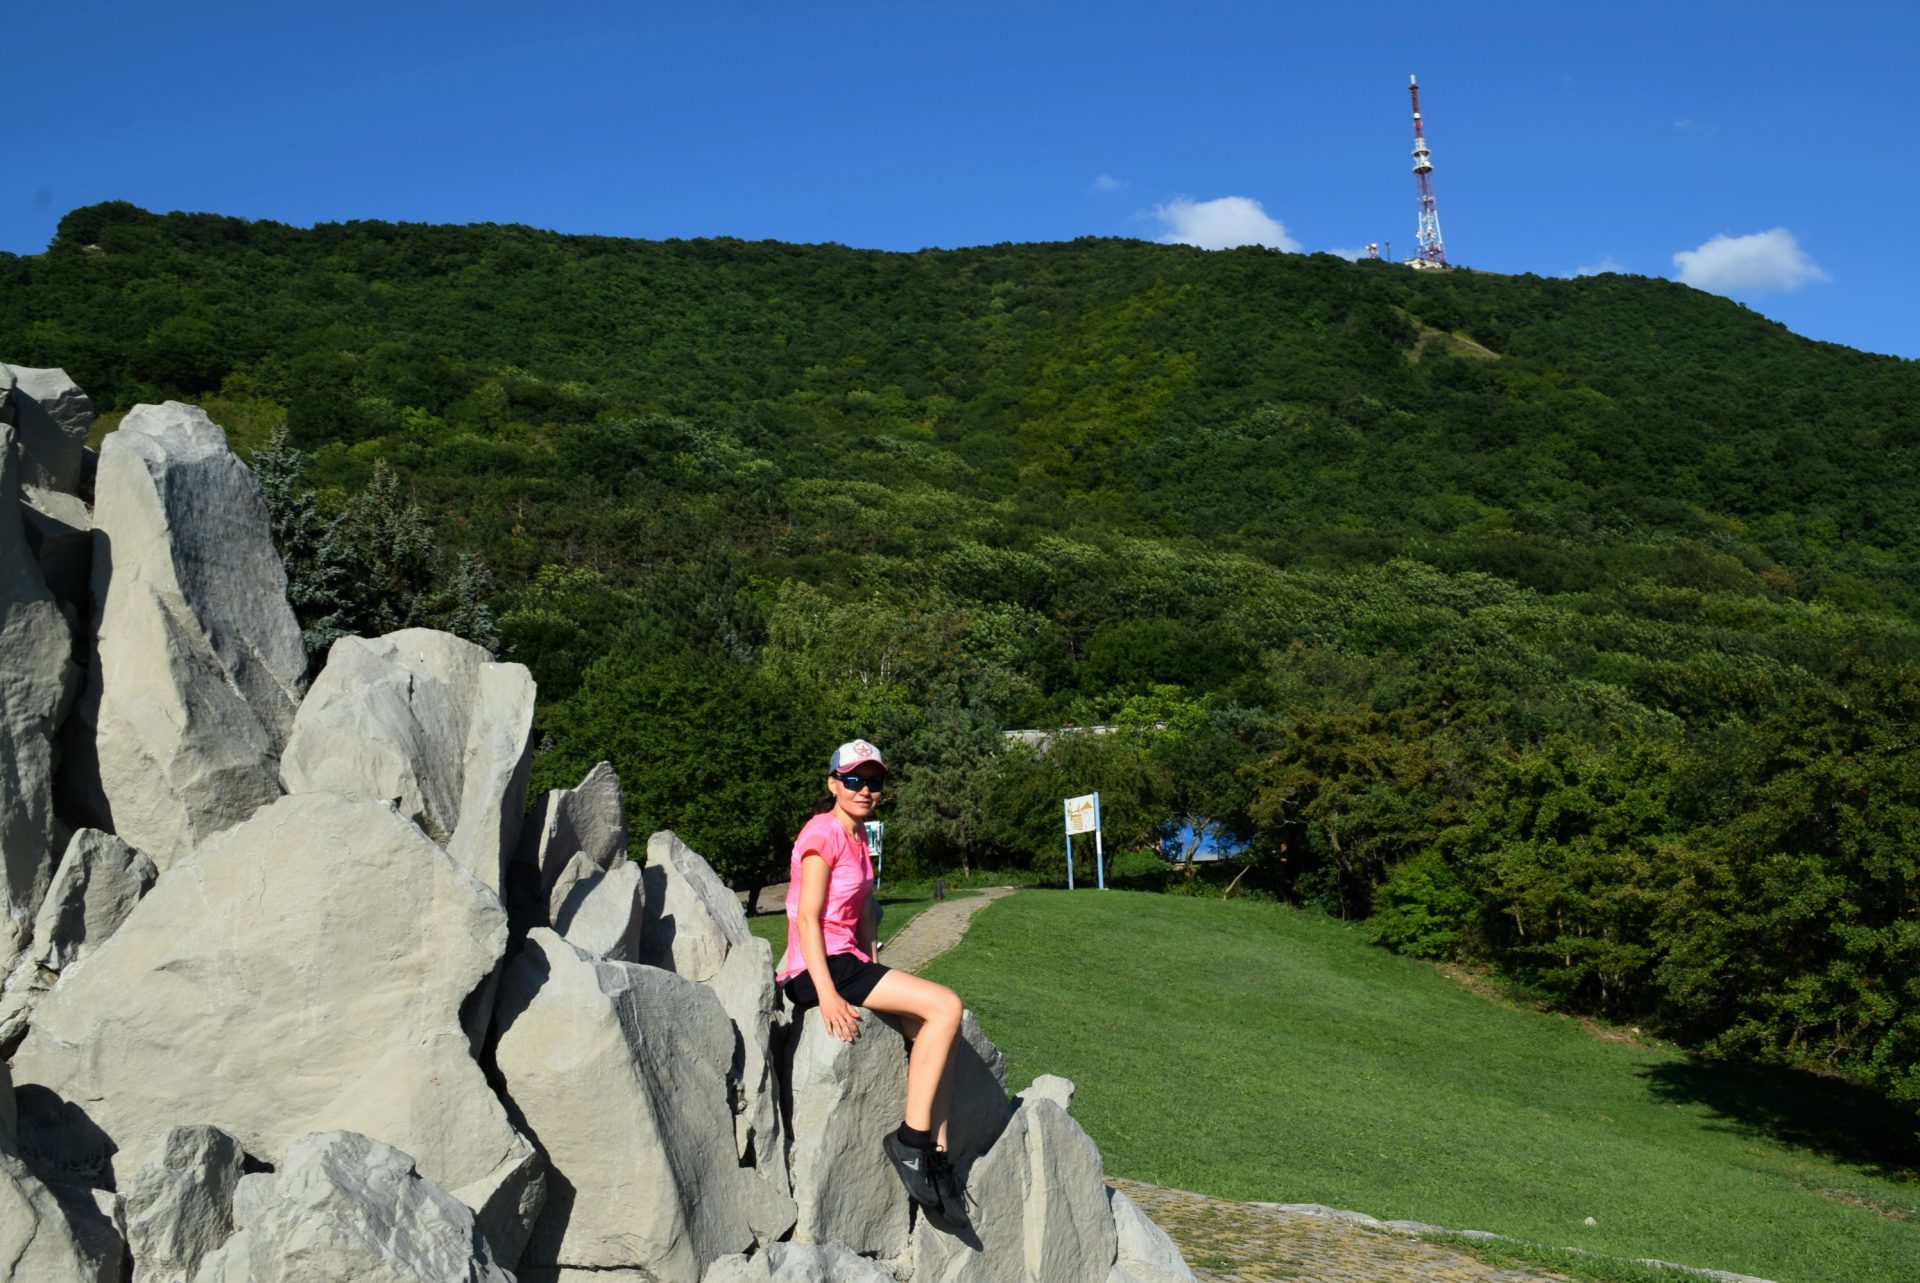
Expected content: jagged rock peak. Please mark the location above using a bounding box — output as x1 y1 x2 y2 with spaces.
61 399 305 866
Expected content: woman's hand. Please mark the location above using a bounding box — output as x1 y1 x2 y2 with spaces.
818 991 862 1042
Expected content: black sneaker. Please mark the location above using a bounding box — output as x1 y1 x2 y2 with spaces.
883 1133 940 1211
927 1148 971 1229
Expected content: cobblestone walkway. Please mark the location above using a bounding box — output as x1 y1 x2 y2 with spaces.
877 886 1019 972
1109 1179 1573 1283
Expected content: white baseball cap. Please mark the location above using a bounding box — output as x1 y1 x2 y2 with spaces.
829 739 887 774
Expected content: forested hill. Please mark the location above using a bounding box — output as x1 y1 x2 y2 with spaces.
7 202 1919 1122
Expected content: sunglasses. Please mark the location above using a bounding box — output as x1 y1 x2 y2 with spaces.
832 772 886 793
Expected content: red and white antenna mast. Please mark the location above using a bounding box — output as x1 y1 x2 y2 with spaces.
1408 74 1448 268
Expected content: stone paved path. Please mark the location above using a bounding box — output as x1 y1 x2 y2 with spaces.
876 886 1019 972
1109 1179 1573 1283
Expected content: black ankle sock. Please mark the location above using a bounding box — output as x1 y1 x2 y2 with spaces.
895 1123 934 1151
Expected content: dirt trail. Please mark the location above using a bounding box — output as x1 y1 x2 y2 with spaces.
876 886 1019 971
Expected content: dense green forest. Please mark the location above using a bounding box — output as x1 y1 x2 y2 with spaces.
6 201 1917 1123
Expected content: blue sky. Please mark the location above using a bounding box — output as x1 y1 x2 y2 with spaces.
11 1 1917 358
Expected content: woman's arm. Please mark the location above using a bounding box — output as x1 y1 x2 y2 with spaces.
797 851 861 1042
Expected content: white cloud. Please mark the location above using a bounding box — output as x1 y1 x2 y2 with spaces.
1153 196 1301 251
1090 174 1127 193
1672 228 1829 294
1672 117 1717 137
1567 256 1626 277
1324 246 1372 261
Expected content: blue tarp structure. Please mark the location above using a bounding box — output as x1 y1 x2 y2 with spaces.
1158 819 1251 863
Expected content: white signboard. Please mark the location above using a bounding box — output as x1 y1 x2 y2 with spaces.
1062 793 1105 889
1063 793 1100 835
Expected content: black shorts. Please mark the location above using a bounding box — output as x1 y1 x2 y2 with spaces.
783 952 891 1010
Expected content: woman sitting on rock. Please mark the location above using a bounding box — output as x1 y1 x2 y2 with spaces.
776 738 971 1229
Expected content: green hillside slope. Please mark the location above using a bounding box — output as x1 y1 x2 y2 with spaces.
6 203 1916 1122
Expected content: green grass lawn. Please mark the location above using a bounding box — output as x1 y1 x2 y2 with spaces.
922 890 1918 1283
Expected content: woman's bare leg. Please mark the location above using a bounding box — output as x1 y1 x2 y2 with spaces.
863 970 964 1147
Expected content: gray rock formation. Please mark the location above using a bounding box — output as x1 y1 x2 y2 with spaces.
705 1241 901 1283
0 376 1184 1283
493 929 795 1283
20 484 92 620
0 827 158 1053
63 401 306 867
123 1124 247 1283
280 629 534 893
1107 1189 1195 1283
947 1013 1016 1165
709 935 790 1199
640 829 751 982
0 1053 122 1283
0 1150 123 1282
911 1098 1117 1283
784 1006 911 1258
447 661 538 894
630 830 794 1199
3 364 94 495
11 793 541 1252
188 1130 513 1283
1018 1074 1075 1113
519 760 643 960
0 421 82 961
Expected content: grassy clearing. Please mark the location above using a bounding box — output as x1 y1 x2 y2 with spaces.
923 890 1918 1283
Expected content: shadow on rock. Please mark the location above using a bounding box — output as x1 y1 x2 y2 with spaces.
16 1083 119 1189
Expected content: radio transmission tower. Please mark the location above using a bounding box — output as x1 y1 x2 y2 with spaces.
1408 74 1448 268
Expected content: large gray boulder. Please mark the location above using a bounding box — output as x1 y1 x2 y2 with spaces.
704 1241 901 1283
448 662 538 893
0 827 158 1053
948 1013 1016 1165
11 793 541 1251
784 1006 911 1258
123 1124 246 1283
0 1150 122 1282
633 831 789 1199
0 1055 122 1283
0 421 82 961
20 484 92 621
910 1098 1117 1283
640 829 751 982
3 364 94 495
62 401 306 867
709 935 789 1198
188 1130 513 1283
518 760 643 960
280 629 535 893
493 929 795 1283
1106 1189 1194 1283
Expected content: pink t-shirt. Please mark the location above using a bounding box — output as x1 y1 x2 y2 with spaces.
776 812 874 984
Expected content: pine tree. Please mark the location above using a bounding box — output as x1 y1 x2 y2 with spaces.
251 434 502 664
252 426 356 666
